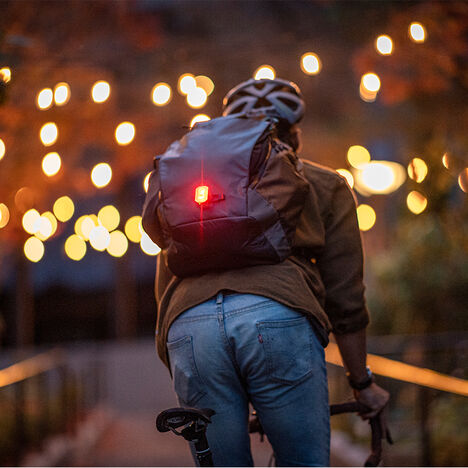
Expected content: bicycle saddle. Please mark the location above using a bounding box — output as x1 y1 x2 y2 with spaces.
156 407 215 433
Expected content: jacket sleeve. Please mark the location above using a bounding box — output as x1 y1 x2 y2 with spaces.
316 176 370 335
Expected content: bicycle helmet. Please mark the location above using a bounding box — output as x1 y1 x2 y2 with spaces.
222 78 305 125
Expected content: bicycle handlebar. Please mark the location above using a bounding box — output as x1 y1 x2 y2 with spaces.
156 401 392 467
330 401 393 467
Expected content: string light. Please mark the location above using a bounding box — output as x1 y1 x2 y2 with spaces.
375 35 393 55
42 152 62 176
22 209 41 234
356 204 376 231
115 122 135 145
0 138 5 160
98 205 120 232
54 82 70 106
143 172 152 193
300 53 321 75
336 169 354 188
92 81 111 103
409 22 426 43
91 163 112 188
407 190 428 214
0 203 10 228
89 225 111 251
107 230 129 257
140 232 161 255
24 237 44 262
0 67 11 83
190 114 210 128
186 87 208 109
458 168 468 193
125 216 143 243
195 76 215 96
254 65 276 80
347 145 371 168
407 157 428 183
178 73 197 95
37 89 54 110
53 196 75 222
39 122 58 146
151 83 172 106
65 234 87 261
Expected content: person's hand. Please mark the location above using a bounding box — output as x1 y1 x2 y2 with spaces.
353 382 389 420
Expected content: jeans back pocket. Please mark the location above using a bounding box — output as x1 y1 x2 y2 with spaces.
256 316 314 385
167 335 206 405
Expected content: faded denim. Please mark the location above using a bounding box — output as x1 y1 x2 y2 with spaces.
167 292 330 467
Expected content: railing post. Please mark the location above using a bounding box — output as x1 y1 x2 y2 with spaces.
418 386 432 466
13 380 26 466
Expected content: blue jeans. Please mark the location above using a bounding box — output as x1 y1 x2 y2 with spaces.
167 292 330 467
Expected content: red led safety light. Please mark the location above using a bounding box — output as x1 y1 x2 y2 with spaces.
195 185 209 204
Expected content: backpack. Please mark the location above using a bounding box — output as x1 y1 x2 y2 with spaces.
142 113 309 277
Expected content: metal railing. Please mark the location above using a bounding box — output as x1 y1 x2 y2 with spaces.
0 348 104 466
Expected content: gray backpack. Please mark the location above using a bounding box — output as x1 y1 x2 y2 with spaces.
142 113 309 277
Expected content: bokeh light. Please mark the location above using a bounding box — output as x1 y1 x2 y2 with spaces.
186 87 208 108
195 75 215 96
40 122 58 146
53 196 75 222
151 83 172 106
409 22 426 43
89 225 111 251
407 157 428 183
54 82 70 106
35 212 57 240
22 209 41 234
190 114 211 128
33 214 53 240
442 153 450 169
140 232 161 256
254 65 276 80
143 172 152 193
0 203 10 228
65 234 87 261
361 73 381 93
125 216 143 243
407 190 428 214
356 204 376 231
75 215 98 241
107 230 129 257
354 161 406 195
0 67 11 83
375 35 393 55
347 145 371 168
0 138 5 160
42 152 61 176
336 169 354 188
15 187 35 213
300 53 321 75
178 73 197 95
92 81 111 103
37 88 53 110
458 168 468 193
115 122 135 145
91 163 112 188
24 237 44 262
98 205 120 232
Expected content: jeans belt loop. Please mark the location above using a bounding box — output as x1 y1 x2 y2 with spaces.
216 292 223 305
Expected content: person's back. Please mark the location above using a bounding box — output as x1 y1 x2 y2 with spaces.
143 78 389 466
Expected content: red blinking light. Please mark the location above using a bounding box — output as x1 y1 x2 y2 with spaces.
195 185 209 204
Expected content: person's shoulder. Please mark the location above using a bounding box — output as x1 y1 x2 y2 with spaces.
300 159 345 185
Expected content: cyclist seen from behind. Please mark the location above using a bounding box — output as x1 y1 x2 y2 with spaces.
142 77 390 466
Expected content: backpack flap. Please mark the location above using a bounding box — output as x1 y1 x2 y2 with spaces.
142 163 168 249
158 116 272 276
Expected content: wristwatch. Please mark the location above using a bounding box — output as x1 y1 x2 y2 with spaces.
346 366 374 390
